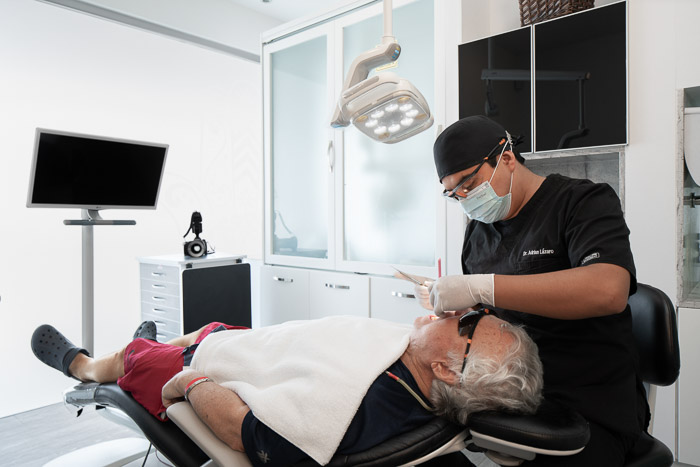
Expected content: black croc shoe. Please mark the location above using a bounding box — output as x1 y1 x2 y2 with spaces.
31 324 90 378
133 321 158 342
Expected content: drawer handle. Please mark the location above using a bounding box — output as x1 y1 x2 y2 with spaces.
152 308 167 314
154 321 166 326
325 283 350 290
151 284 166 289
152 296 166 302
273 276 293 283
151 272 165 277
391 291 416 299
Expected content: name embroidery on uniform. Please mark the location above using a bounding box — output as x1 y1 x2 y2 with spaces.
580 252 600 265
522 248 555 257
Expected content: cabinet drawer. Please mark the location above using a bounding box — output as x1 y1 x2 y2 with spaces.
141 292 180 310
142 304 181 324
309 270 369 319
260 265 310 325
149 316 181 335
370 276 426 325
141 277 180 296
140 263 180 284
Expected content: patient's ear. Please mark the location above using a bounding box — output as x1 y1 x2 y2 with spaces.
431 362 458 385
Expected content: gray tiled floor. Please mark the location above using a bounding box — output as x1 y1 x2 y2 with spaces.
0 403 168 466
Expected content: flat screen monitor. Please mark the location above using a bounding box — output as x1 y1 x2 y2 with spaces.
27 128 168 211
459 27 532 153
535 1 627 151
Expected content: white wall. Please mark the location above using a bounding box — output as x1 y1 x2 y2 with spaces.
0 0 262 417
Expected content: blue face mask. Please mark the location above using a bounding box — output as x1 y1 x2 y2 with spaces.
458 153 513 223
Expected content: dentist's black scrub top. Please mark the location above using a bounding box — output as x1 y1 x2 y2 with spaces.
462 174 649 444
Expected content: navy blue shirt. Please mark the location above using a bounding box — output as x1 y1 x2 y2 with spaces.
240 359 436 466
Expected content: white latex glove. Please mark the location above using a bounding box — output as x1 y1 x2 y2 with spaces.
429 274 495 316
413 280 434 311
393 271 434 311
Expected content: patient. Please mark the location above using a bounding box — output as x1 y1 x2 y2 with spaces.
31 310 542 467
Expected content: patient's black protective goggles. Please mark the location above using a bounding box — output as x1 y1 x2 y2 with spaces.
458 308 490 372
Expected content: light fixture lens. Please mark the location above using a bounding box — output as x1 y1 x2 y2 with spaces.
365 119 378 128
370 110 384 119
399 103 413 112
405 109 419 118
400 117 414 127
388 124 401 133
385 103 399 112
374 126 387 135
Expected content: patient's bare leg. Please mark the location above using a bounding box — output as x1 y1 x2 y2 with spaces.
68 324 208 382
68 350 125 383
164 324 209 347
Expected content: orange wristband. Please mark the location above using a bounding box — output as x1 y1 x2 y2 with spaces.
184 376 211 401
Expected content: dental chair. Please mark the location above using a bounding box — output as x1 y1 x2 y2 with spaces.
59 282 678 467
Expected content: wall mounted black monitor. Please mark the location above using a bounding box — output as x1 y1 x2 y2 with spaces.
27 128 168 210
459 27 532 153
535 2 627 151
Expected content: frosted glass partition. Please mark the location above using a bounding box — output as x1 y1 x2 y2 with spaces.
342 0 435 267
270 36 328 258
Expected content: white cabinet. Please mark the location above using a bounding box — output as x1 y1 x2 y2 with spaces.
370 276 426 325
262 0 443 279
678 307 700 465
260 0 450 326
138 253 250 339
309 270 369 319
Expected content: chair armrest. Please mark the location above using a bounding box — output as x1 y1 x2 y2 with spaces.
467 400 590 463
167 402 253 467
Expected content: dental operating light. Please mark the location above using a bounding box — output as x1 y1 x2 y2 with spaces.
330 0 433 144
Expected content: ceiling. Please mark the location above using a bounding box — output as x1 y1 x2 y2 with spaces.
225 0 360 22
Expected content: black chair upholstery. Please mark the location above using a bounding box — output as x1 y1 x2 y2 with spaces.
624 283 680 467
468 399 590 453
65 382 209 467
628 284 680 386
295 418 466 467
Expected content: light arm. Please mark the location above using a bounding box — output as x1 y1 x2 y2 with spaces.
331 41 401 128
493 263 631 319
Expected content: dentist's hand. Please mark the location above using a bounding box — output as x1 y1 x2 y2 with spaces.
392 271 435 310
429 274 495 315
413 281 434 311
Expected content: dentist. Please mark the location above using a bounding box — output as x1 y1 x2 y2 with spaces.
422 115 648 466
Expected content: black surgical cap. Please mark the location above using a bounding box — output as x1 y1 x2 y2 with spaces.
433 115 508 182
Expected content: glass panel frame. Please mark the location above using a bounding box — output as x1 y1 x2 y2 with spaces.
263 24 337 269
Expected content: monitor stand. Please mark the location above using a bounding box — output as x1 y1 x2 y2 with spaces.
64 210 136 354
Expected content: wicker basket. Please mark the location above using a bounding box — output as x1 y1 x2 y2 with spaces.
519 0 595 26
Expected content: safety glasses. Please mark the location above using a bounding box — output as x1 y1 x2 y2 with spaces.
458 308 490 372
441 134 511 202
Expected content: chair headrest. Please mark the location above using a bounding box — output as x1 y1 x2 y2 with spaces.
628 283 680 386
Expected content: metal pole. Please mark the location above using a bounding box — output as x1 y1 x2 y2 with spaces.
81 209 94 355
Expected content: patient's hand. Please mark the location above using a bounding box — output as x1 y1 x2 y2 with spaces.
162 368 203 409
